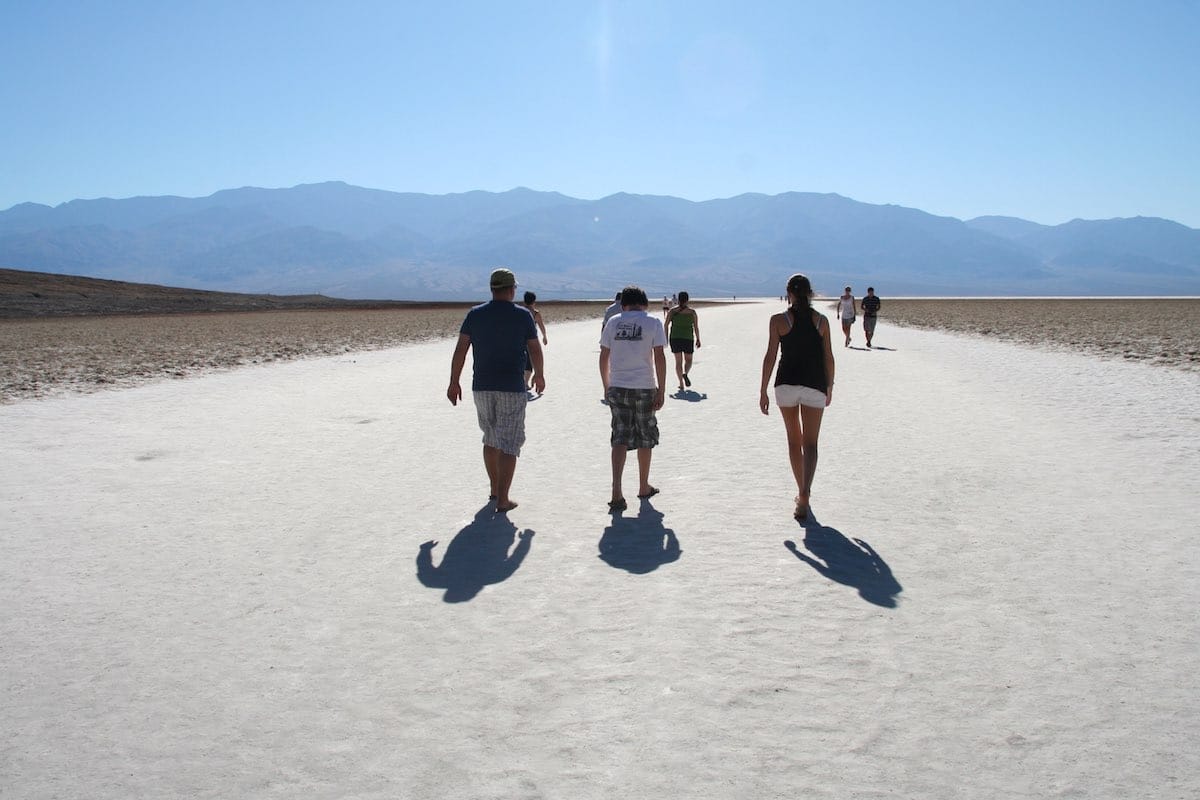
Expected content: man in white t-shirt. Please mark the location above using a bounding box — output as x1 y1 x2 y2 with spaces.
599 285 667 512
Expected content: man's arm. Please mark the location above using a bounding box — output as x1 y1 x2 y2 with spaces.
692 310 701 348
447 333 470 405
652 345 666 410
599 346 611 396
527 338 545 395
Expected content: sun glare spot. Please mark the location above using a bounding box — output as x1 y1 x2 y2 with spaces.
593 3 612 95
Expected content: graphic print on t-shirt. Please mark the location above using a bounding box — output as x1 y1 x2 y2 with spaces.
614 320 643 341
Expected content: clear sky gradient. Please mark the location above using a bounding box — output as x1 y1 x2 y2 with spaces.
3 0 1198 227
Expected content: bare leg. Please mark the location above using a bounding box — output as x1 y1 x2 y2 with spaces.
683 352 694 382
483 444 500 498
637 448 654 496
781 404 824 517
673 352 685 389
779 406 806 501
842 320 852 346
484 445 519 510
611 446 628 503
799 404 825 498
494 451 519 511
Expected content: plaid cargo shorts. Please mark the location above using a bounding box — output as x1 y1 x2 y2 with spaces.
473 390 528 456
606 386 659 450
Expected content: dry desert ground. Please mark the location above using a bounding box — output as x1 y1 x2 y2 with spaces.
868 298 1199 371
0 302 609 402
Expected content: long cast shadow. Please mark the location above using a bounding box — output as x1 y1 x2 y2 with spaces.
416 504 534 602
785 511 902 608
598 500 681 574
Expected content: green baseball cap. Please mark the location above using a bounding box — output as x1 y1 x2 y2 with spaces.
490 268 517 289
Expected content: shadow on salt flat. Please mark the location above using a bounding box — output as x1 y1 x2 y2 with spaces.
785 512 902 608
598 500 681 574
416 504 534 603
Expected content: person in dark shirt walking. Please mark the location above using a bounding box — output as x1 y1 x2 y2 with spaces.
861 287 881 348
448 268 545 513
759 274 836 522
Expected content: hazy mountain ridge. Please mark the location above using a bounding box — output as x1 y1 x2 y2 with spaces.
2 182 1197 299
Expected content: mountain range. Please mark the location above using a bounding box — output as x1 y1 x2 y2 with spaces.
2 182 1198 299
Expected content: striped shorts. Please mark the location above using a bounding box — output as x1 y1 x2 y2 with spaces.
606 387 659 450
473 390 528 456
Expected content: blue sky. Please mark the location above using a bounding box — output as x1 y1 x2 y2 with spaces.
2 0 1198 226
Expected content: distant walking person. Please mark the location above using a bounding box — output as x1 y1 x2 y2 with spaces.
664 290 702 391
600 285 667 512
602 291 623 331
861 287 881 348
662 295 671 317
760 273 835 522
448 268 545 513
837 286 857 347
521 291 549 390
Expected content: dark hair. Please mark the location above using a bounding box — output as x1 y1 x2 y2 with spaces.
620 285 649 307
677 290 689 304
867 286 874 292
786 273 813 310
523 291 536 304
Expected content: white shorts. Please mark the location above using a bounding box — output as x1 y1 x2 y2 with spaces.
473 391 527 456
774 384 827 409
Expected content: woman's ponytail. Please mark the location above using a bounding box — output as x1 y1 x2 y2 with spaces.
786 273 813 312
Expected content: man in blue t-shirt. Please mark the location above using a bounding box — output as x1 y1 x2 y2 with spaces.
448 268 545 512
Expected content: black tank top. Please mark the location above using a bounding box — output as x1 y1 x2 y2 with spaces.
774 306 827 391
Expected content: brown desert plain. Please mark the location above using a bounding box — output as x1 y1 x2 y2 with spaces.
1 268 1197 402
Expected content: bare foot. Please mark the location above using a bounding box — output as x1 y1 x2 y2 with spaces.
794 495 809 521
495 500 519 513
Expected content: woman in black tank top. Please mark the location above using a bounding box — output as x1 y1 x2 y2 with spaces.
758 274 836 521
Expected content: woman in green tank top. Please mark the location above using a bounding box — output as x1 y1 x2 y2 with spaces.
665 291 702 392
